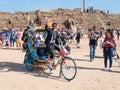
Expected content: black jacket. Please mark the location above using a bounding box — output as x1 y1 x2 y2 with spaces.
45 28 57 44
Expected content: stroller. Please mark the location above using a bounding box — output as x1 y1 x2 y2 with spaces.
112 45 120 66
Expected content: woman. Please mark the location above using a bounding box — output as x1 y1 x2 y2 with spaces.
103 29 116 71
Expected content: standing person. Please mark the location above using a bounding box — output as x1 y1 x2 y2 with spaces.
80 28 84 39
99 36 104 49
117 30 120 40
0 35 2 48
5 36 10 49
13 28 17 46
6 28 12 43
75 28 81 48
88 27 99 62
103 29 116 71
16 37 21 50
99 28 104 38
10 29 17 47
0 29 3 48
45 23 58 74
16 29 23 49
1 29 8 47
19 28 23 48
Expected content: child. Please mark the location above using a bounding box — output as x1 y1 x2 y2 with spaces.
34 37 43 47
16 37 21 50
5 37 10 49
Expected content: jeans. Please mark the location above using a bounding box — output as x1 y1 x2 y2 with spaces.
103 47 113 68
46 44 55 59
90 45 96 60
10 39 15 47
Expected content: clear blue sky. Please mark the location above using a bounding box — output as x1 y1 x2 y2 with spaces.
0 0 120 13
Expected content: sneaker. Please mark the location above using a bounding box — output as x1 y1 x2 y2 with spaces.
104 68 107 71
90 59 94 62
49 68 54 74
109 68 112 71
90 59 92 62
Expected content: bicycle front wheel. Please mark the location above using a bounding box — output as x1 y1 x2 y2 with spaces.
60 57 77 81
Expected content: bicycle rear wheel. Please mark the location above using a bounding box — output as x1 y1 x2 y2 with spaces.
60 57 77 81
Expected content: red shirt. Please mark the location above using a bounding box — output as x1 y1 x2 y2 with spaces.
104 37 115 48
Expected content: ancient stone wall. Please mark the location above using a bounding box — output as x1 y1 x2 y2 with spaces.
0 8 120 30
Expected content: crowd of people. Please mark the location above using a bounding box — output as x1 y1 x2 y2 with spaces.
0 28 23 49
87 26 120 71
0 20 120 72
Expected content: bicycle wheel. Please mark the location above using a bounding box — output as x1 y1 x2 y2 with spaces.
60 57 77 81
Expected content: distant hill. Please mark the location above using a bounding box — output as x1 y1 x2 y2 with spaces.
0 8 120 30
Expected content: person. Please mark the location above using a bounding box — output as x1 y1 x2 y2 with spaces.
16 37 21 49
5 36 10 48
81 29 84 39
99 28 104 38
117 30 120 40
34 37 43 47
16 29 23 49
75 28 81 48
103 29 116 71
99 36 104 49
1 29 8 47
88 27 99 62
10 29 17 47
47 19 53 28
45 23 58 74
6 28 12 43
19 28 23 43
0 29 3 48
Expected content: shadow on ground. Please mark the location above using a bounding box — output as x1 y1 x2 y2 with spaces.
74 58 90 62
0 62 67 82
85 55 104 59
77 66 120 73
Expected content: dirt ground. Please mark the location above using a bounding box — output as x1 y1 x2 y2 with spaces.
0 37 120 90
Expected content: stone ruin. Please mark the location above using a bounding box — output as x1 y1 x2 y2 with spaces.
0 8 120 30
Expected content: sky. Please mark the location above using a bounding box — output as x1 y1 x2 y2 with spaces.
0 0 120 14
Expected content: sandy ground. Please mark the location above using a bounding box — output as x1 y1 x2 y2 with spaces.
0 37 120 90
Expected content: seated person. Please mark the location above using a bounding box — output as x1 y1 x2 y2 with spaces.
33 37 48 60
34 37 44 48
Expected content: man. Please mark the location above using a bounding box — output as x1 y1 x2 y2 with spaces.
45 23 58 74
88 26 99 62
75 27 81 48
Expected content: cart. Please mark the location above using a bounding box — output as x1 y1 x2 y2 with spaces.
23 27 77 81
